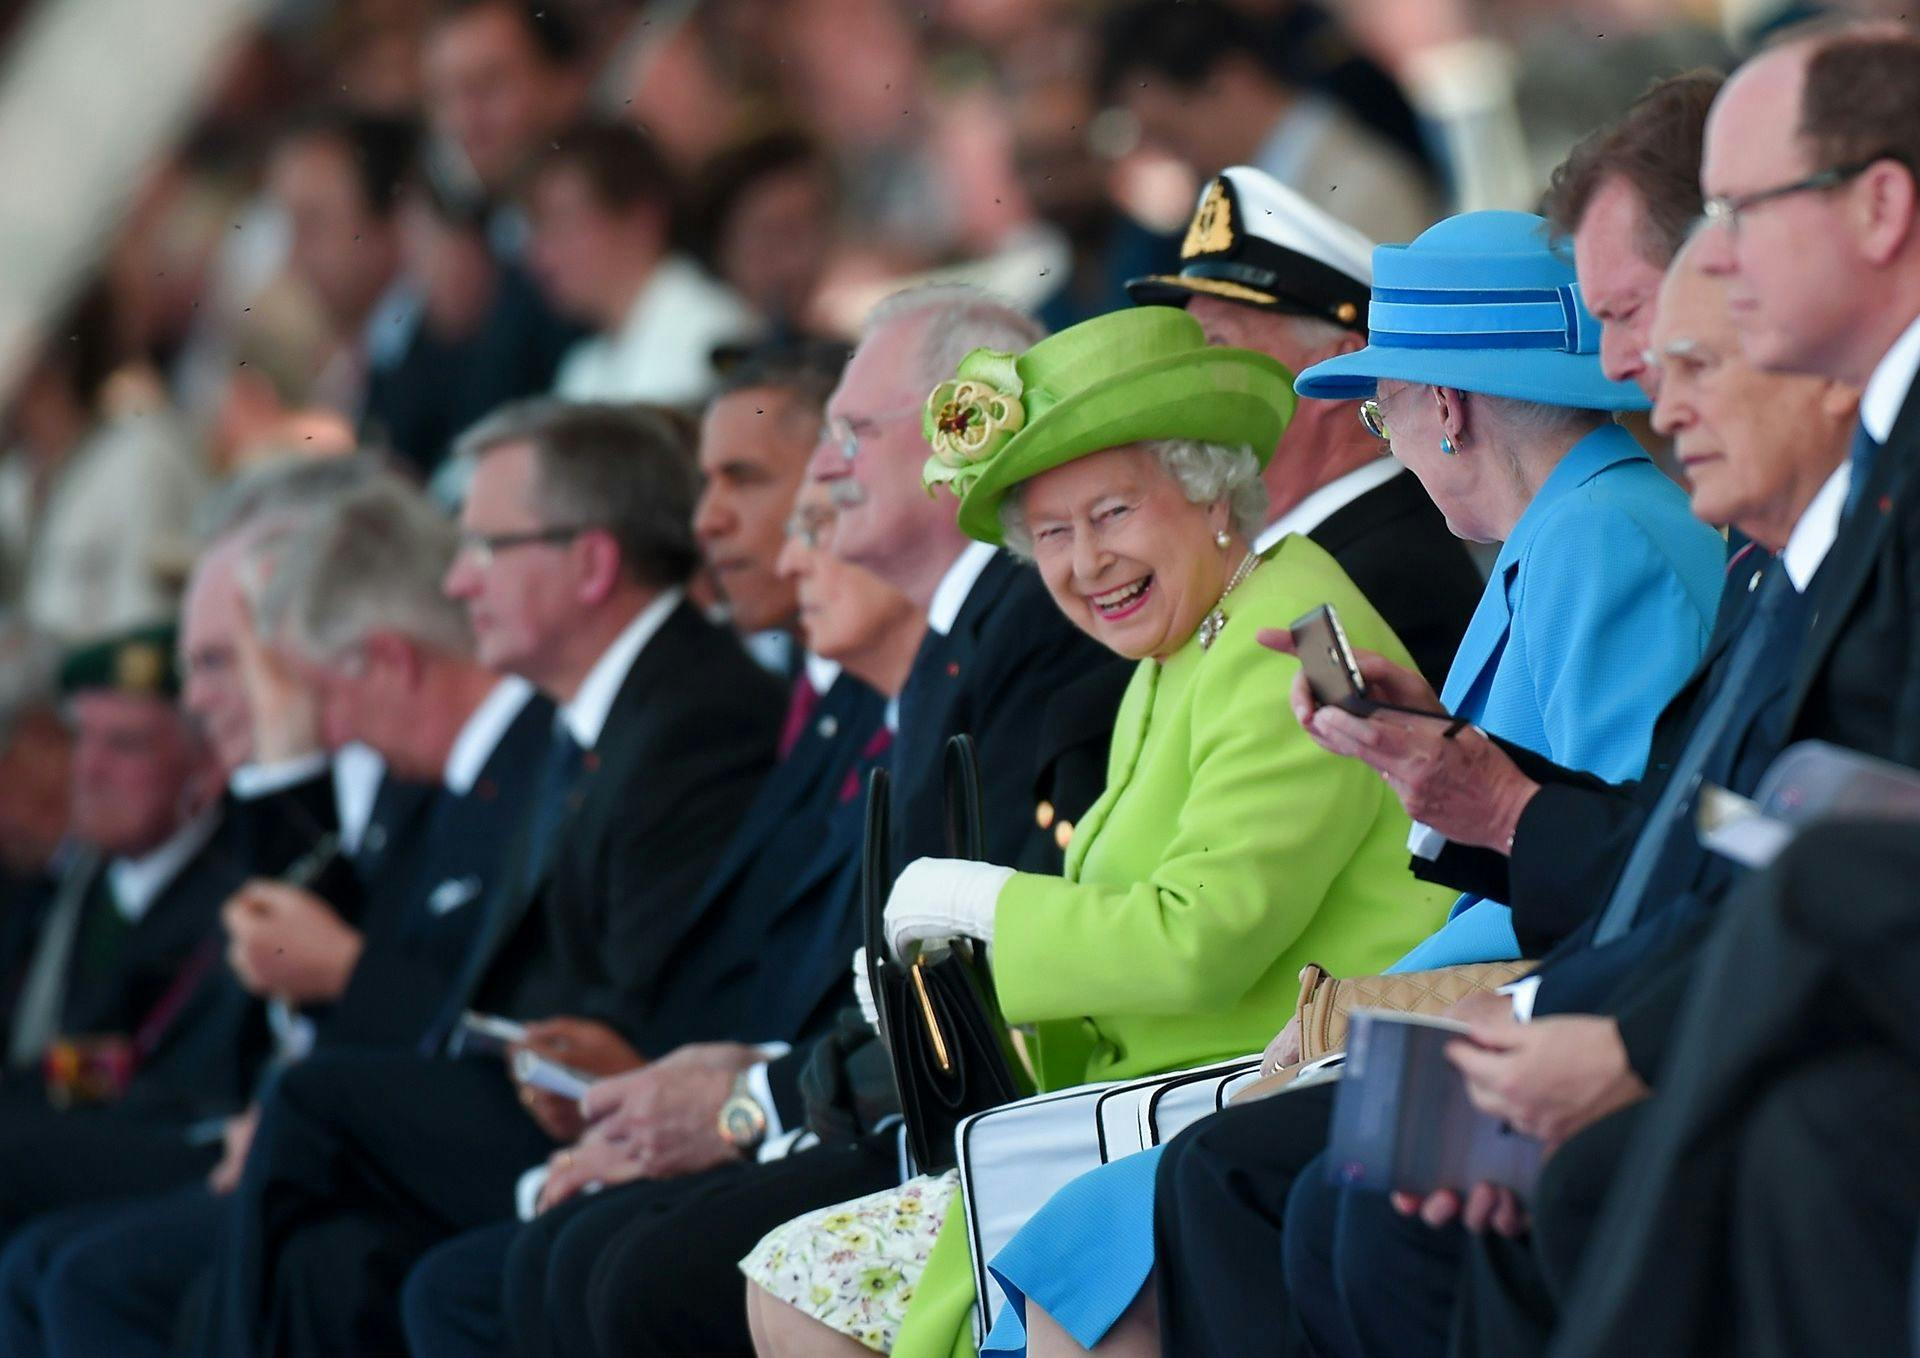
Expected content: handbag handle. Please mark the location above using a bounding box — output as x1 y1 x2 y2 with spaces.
860 766 896 1046
943 734 985 862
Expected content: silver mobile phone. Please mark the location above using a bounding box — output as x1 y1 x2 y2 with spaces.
1287 605 1378 715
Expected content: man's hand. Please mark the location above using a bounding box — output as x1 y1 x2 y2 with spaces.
231 598 323 764
222 881 363 1004
1446 1013 1649 1152
509 1017 647 1142
1391 1183 1529 1236
1258 630 1539 852
537 1042 764 1210
207 1105 260 1195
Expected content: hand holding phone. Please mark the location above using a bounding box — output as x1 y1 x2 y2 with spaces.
1287 605 1379 715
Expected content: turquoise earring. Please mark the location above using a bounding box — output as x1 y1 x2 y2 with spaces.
1440 435 1456 455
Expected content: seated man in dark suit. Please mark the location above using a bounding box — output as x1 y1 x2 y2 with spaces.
191 399 784 1358
398 353 915 1358
0 478 556 1358
1128 164 1483 688
455 286 1126 1358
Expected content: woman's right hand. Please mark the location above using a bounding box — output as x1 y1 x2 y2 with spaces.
1260 1015 1303 1076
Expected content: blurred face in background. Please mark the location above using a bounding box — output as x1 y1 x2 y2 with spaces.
715 166 834 323
180 547 255 776
1573 176 1668 397
423 2 574 192
268 133 402 331
776 481 920 671
398 190 496 337
0 712 72 874
68 693 210 858
693 387 815 635
525 166 662 325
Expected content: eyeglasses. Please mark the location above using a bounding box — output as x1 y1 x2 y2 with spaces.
827 403 924 463
455 525 594 570
1699 155 1898 237
785 505 836 550
1359 399 1391 442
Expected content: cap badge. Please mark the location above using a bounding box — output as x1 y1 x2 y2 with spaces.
115 643 164 694
1181 178 1236 260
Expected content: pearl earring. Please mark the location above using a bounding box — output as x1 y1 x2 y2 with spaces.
1215 530 1231 549
1441 435 1456 456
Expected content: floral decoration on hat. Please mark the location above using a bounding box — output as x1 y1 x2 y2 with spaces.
921 350 1026 499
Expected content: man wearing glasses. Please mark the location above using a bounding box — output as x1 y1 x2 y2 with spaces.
192 399 785 1358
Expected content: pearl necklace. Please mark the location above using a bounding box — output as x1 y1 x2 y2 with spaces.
1196 548 1261 651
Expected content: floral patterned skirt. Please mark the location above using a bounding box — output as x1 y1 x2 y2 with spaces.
740 1171 960 1353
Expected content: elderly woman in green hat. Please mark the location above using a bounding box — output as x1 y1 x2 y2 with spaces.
738 306 1454 1357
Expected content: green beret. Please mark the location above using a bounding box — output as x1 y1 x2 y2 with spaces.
58 623 181 700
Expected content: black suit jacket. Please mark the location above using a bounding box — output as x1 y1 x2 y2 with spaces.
1307 468 1484 689
639 674 889 1056
468 601 784 1051
891 553 1126 873
320 694 554 1050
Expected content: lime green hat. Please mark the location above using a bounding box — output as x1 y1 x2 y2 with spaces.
921 307 1296 544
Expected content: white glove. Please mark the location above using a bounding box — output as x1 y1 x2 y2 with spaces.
882 857 1015 962
851 947 880 1032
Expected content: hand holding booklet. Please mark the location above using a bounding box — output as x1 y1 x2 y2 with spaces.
1324 1009 1543 1200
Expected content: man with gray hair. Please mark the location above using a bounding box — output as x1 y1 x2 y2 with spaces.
809 284 1125 869
193 398 783 1358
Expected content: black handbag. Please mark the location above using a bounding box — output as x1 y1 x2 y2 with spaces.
862 736 1033 1171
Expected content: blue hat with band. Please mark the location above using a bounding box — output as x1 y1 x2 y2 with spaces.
1293 210 1648 412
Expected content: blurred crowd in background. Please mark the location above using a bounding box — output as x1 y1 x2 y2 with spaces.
0 0 1892 683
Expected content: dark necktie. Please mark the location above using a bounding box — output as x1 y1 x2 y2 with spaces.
1841 418 1882 520
1590 564 1811 945
516 722 584 899
778 677 820 762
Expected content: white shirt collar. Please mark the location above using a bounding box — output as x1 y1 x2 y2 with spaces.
1861 310 1920 443
928 543 997 636
228 753 330 801
1254 459 1404 555
803 653 843 697
444 677 538 795
560 588 684 749
106 805 222 923
330 743 387 856
1782 462 1852 592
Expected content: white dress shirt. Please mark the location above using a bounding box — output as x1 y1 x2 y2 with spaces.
107 806 223 924
1860 310 1920 443
553 256 761 408
444 677 538 795
560 588 684 750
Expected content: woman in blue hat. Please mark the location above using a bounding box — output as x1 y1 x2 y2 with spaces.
964 211 1728 1358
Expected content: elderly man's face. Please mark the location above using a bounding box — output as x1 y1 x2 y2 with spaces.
1650 248 1850 546
1573 177 1670 398
1693 50 1871 380
775 480 920 677
180 549 255 776
443 441 590 688
1020 443 1231 662
69 693 208 858
809 319 964 595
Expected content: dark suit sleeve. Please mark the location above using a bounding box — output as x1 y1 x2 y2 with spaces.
587 690 780 1046
1607 932 1705 1085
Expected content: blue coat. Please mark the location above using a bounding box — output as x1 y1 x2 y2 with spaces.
1391 423 1727 970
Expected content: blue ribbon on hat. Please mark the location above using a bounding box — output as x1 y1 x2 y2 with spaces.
1367 283 1599 354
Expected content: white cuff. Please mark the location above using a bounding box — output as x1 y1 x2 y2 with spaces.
745 1059 785 1141
882 858 1015 961
1500 974 1544 1023
1407 821 1449 861
515 1165 549 1222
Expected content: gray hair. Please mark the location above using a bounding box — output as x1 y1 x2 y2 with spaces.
1469 394 1609 443
193 453 402 543
266 482 473 662
453 398 701 588
998 440 1269 559
864 284 1046 391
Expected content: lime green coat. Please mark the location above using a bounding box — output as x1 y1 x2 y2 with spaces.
894 535 1455 1356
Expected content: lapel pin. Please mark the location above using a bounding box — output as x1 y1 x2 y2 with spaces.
1748 569 1763 592
582 752 600 773
945 661 960 677
818 715 839 739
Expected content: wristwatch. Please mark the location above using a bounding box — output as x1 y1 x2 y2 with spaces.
717 1070 768 1154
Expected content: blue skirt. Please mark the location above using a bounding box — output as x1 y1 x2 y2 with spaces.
980 1147 1164 1354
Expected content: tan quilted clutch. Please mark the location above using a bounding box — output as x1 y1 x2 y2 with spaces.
1229 959 1534 1106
